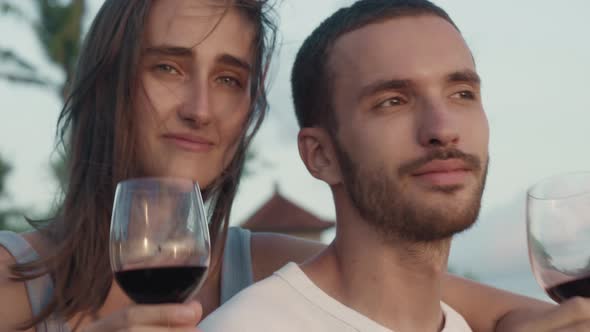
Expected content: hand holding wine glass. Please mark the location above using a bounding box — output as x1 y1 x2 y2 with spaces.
83 301 203 332
527 172 590 302
110 177 210 304
492 174 590 332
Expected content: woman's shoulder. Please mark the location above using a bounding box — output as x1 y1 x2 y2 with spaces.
0 230 46 262
0 231 37 331
248 231 325 282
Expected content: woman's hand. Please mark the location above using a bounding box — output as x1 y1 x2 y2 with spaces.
83 301 202 332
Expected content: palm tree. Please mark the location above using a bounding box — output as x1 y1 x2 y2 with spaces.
0 0 85 223
0 0 85 99
1 0 85 193
0 155 26 231
0 155 12 229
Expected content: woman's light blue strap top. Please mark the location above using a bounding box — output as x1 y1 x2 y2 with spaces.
0 227 254 331
0 230 67 331
220 227 253 303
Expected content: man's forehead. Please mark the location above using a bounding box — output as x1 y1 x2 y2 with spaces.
327 15 474 82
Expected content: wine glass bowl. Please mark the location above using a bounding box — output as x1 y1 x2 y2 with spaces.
527 172 590 302
110 177 210 304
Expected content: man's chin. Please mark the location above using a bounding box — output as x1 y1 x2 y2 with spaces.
401 216 477 243
426 184 465 195
403 201 481 240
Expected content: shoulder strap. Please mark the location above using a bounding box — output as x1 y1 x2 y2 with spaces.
220 227 254 304
0 231 69 332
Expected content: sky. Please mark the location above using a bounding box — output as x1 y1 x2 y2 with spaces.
1 0 590 301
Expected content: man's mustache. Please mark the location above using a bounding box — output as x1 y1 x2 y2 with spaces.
398 148 482 177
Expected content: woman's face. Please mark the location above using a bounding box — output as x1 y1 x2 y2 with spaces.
134 0 256 189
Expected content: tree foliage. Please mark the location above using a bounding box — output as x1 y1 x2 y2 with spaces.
0 0 85 98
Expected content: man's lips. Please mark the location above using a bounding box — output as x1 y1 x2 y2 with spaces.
411 159 472 186
162 133 214 152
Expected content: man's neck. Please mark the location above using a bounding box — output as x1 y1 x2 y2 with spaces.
302 199 451 331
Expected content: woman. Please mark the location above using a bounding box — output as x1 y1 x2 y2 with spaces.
0 0 550 331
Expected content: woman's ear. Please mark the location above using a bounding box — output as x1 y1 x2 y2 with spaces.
297 127 342 185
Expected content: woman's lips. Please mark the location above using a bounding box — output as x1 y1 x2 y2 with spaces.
162 134 214 152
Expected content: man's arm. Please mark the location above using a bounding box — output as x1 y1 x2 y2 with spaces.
444 274 590 331
441 274 552 331
494 297 590 332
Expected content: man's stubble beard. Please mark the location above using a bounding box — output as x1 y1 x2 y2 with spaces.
333 138 488 244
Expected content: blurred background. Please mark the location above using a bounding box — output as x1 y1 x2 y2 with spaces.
1 0 589 301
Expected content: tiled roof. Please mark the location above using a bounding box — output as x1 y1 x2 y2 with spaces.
240 191 334 232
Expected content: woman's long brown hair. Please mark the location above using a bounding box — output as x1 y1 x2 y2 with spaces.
9 0 277 329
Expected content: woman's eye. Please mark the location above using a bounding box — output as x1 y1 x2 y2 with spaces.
153 64 180 75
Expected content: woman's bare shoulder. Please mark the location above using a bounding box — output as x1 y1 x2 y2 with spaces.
249 232 326 281
0 240 35 331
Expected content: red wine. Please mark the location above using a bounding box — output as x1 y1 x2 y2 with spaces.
546 276 590 303
115 266 207 304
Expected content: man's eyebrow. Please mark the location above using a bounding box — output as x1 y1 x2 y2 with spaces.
447 69 481 85
358 79 411 101
357 69 482 101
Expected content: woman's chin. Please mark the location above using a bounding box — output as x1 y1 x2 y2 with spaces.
170 173 215 190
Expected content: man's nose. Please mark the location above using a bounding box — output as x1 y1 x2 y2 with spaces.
417 98 460 148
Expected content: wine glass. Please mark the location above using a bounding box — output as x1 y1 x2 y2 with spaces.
110 177 210 304
526 171 590 302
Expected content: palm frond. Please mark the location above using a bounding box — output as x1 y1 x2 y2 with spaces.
35 0 84 78
0 71 57 88
50 151 68 191
0 1 34 25
0 156 11 196
0 209 29 232
0 48 37 72
0 1 26 19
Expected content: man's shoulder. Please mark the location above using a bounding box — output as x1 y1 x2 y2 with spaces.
200 273 290 331
441 302 473 332
250 231 324 282
226 270 288 307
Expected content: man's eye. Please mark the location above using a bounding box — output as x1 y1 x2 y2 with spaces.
216 76 242 88
453 90 476 100
377 96 406 108
153 64 180 75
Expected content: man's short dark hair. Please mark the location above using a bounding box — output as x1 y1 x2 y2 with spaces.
291 0 459 135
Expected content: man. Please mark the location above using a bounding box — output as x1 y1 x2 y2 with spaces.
200 1 590 331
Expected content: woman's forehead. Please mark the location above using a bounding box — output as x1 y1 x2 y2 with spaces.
146 0 254 51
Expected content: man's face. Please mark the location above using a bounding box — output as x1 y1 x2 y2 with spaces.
328 15 489 242
134 0 255 189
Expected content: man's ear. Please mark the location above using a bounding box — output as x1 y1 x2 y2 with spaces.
298 127 341 185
